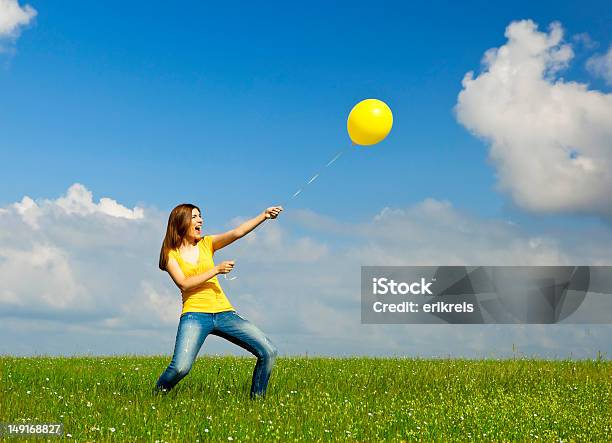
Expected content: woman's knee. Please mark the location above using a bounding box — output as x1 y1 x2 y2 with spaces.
270 344 279 359
260 340 278 362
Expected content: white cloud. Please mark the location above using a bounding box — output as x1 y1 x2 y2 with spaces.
54 183 144 219
1 183 611 358
455 20 612 218
228 215 328 263
0 0 36 43
13 183 144 230
587 45 612 85
115 281 179 328
0 243 90 310
0 183 161 327
572 32 597 50
222 199 612 358
13 196 41 228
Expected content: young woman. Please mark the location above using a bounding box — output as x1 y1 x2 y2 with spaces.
154 203 283 399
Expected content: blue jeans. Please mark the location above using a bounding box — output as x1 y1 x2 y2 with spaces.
154 310 278 399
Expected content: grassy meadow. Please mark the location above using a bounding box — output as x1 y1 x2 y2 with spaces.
0 355 610 442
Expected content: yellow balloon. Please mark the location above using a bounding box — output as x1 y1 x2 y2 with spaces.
347 99 393 146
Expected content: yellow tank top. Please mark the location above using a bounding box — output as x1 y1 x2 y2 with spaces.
168 235 235 315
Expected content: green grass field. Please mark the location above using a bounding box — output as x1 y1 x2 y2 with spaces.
1 356 610 442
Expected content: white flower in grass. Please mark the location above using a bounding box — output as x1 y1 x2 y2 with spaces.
109 428 116 432
204 429 209 433
228 437 233 441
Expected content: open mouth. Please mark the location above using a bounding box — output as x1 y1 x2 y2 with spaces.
195 225 202 233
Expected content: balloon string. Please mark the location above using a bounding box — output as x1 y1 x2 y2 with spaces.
226 144 352 284
225 145 349 284
280 145 350 208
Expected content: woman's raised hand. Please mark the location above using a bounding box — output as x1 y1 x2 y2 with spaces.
216 260 235 275
264 206 283 219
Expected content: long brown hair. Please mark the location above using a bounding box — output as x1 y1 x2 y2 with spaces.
159 203 201 271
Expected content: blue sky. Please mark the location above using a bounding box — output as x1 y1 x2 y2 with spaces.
2 0 610 226
1 1 612 357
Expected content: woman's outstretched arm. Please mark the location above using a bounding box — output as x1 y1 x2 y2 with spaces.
211 206 283 251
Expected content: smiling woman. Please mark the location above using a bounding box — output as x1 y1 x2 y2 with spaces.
154 203 283 399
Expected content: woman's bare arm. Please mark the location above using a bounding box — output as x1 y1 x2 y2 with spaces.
166 257 234 292
211 206 283 252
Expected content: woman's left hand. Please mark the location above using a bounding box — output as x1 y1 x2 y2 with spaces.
264 206 283 219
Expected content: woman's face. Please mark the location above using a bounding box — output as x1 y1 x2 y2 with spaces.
189 208 203 239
